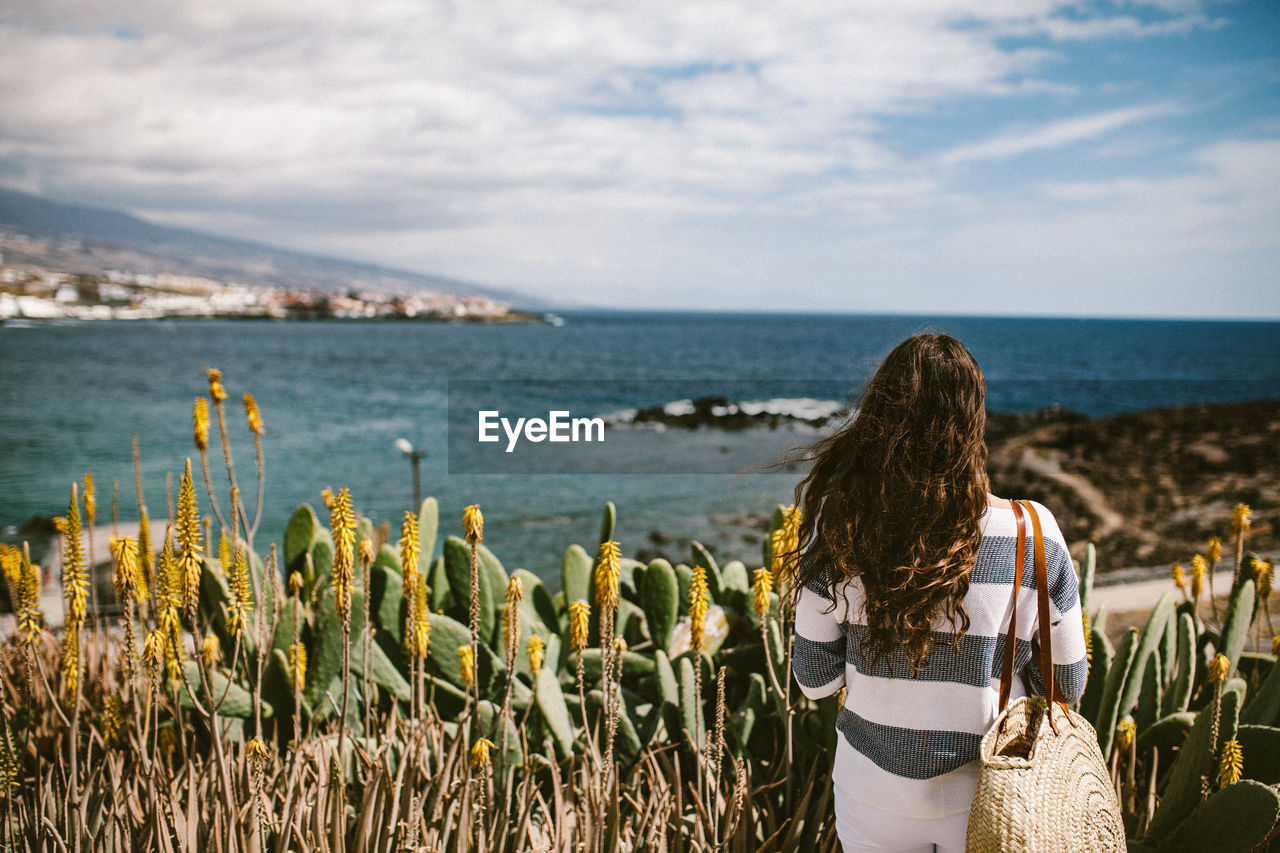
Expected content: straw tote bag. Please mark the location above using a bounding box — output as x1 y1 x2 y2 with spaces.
965 500 1125 853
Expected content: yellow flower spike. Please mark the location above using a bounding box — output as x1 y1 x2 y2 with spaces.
399 512 423 658
1083 610 1093 663
1207 536 1223 565
771 504 803 581
137 510 153 600
201 634 221 667
82 473 96 526
528 635 545 673
0 735 19 789
52 517 68 535
1209 653 1230 684
463 504 484 545
207 368 227 402
613 636 628 656
288 571 303 596
0 544 20 592
62 484 89 628
3 544 22 583
568 600 590 651
1253 557 1274 600
246 736 269 760
243 392 265 435
157 536 182 628
458 645 475 686
1218 739 1243 788
165 656 183 690
769 528 787 578
409 618 430 659
61 625 80 694
782 504 803 541
409 581 430 658
399 507 419 607
217 531 231 577
689 564 710 654
1171 563 1187 596
111 536 140 601
329 488 356 624
594 540 621 611
752 568 773 620
176 459 204 619
1190 555 1206 600
159 726 177 755
399 511 421 587
320 488 334 510
157 621 181 674
1232 504 1252 535
103 697 123 744
503 575 524 652
359 537 376 567
289 642 307 693
143 629 165 671
1116 718 1136 753
193 397 210 452
471 737 495 768
228 546 253 638
17 544 41 646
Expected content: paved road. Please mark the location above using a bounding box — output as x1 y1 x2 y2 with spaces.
1090 569 1235 617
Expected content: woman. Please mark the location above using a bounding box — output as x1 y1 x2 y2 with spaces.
790 333 1088 853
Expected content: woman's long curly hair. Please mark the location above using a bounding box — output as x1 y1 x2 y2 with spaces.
791 333 990 675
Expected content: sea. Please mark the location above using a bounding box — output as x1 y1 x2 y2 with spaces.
2 312 1278 584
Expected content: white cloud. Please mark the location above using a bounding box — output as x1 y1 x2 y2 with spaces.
0 1 1272 316
938 104 1180 165
997 11 1225 42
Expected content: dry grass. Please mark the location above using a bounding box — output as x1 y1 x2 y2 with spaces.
0 620 838 852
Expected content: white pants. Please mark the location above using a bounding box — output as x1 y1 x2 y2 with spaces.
834 786 969 853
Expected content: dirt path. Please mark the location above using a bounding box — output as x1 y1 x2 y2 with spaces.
1017 447 1126 538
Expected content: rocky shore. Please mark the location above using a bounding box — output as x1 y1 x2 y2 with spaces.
633 398 1278 574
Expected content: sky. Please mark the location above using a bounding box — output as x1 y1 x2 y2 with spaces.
1 1 1278 317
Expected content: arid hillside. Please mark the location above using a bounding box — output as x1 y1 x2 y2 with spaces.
987 399 1279 571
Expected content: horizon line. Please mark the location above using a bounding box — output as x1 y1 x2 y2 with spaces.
534 306 1280 324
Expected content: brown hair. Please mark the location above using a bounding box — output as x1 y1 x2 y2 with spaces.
791 333 990 674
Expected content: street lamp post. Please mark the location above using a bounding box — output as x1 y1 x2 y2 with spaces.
394 438 427 510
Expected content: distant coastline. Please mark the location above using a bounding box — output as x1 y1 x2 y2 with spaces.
0 310 551 325
0 194 549 323
0 263 547 323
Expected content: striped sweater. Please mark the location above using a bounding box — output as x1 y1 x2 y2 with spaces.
791 501 1089 819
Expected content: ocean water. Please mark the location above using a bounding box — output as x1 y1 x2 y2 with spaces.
2 312 1278 582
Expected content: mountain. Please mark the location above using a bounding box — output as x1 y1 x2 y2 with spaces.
0 187 546 307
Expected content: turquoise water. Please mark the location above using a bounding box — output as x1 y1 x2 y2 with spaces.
2 312 1277 582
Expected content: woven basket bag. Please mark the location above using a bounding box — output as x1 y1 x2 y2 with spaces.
965 500 1126 853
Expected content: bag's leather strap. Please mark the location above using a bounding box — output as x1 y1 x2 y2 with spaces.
1023 500 1061 733
998 500 1069 731
997 501 1027 713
